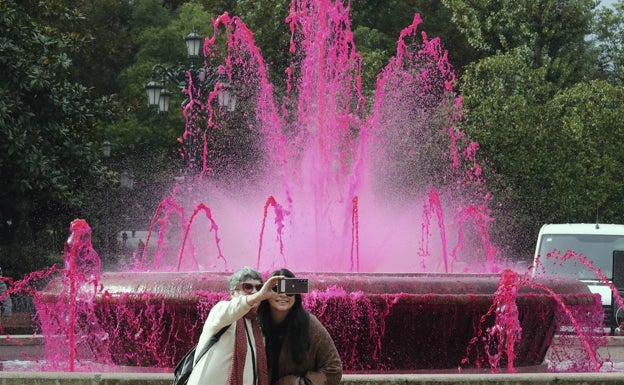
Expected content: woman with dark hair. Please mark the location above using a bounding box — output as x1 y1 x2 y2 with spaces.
258 269 342 385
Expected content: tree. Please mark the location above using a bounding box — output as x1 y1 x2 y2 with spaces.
352 0 479 75
460 50 624 259
0 0 116 261
67 0 137 97
459 53 555 259
542 80 624 223
593 0 624 84
110 1 203 229
235 0 292 90
443 0 599 86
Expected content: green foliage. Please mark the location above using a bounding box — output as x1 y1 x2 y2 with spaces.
461 51 624 258
66 0 136 96
106 2 222 235
353 26 392 98
114 1 214 155
543 80 624 223
0 245 62 282
352 0 479 75
0 0 116 252
235 0 292 88
443 0 598 86
131 0 174 34
593 1 624 84
460 53 555 253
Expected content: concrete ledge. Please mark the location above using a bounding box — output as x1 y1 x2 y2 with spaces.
0 335 44 361
3 335 624 384
2 372 624 385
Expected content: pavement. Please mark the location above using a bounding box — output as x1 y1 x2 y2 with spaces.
2 371 624 385
3 335 624 384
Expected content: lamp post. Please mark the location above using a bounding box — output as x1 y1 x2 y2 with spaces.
102 140 112 265
119 168 135 258
144 29 236 174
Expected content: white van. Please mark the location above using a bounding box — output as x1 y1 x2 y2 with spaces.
532 223 624 333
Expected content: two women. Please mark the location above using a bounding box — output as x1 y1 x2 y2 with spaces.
190 266 342 385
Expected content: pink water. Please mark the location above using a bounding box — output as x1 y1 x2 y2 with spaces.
130 0 501 275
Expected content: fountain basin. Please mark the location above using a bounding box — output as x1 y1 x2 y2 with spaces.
36 271 598 371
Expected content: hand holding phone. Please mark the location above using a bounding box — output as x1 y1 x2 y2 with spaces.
275 278 309 294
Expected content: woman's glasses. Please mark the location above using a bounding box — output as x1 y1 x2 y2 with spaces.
238 283 263 293
271 285 295 297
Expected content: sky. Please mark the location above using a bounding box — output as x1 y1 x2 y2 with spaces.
601 0 618 8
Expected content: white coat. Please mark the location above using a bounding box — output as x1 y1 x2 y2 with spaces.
187 295 261 385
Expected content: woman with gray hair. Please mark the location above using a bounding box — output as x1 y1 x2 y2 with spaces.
188 266 284 385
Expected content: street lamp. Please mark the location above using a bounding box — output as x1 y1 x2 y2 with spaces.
143 28 237 114
183 28 203 60
102 140 112 264
144 28 237 177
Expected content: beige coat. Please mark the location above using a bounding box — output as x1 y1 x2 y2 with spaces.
188 296 261 385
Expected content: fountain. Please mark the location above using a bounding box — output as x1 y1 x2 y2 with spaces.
35 266 599 372
0 0 618 383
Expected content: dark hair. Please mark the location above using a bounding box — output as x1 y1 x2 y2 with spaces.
258 268 310 364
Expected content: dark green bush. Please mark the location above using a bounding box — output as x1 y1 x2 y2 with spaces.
0 245 62 283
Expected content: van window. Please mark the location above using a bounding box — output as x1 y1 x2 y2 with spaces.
535 234 624 280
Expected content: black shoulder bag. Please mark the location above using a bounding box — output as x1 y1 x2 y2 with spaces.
173 325 230 385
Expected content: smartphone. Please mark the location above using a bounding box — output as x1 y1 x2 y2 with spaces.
278 278 309 294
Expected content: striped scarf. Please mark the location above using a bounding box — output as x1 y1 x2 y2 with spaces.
228 312 269 385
